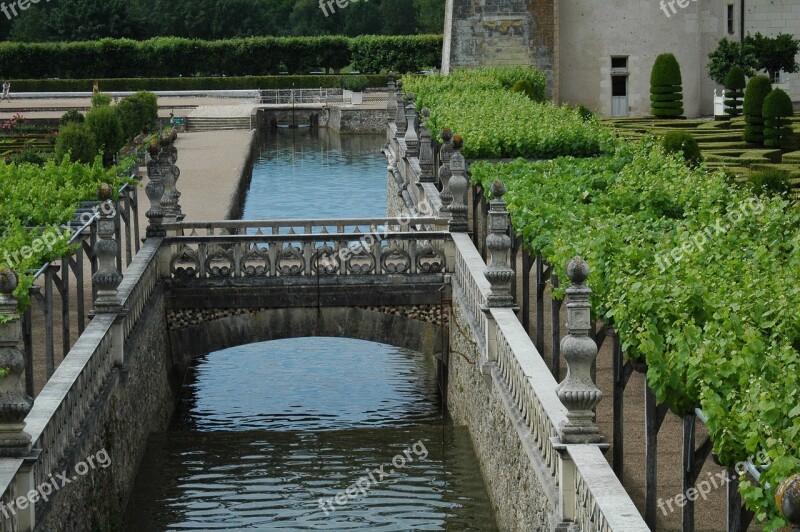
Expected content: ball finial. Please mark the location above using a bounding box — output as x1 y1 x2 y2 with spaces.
441 127 453 142
566 256 589 285
452 134 463 150
97 182 113 201
490 180 507 199
421 107 430 118
0 269 18 294
776 473 800 526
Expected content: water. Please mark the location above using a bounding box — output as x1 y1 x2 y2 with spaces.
124 130 498 531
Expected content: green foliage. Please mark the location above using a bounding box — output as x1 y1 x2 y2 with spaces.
0 36 439 79
339 75 369 92
707 37 758 85
115 91 158 139
577 105 594 121
402 67 607 159
724 66 746 117
743 75 772 144
510 79 539 101
745 32 800 81
662 131 702 167
9 148 48 166
469 139 800 530
54 122 97 164
59 110 85 126
762 88 795 149
91 92 112 107
349 35 443 73
85 106 124 166
650 53 684 118
747 169 792 195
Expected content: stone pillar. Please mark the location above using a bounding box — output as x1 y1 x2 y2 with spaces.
484 180 515 307
145 175 166 239
404 94 419 158
93 184 123 312
778 474 800 531
0 269 32 457
447 134 468 232
438 128 454 213
418 108 434 183
556 257 605 444
160 162 179 224
395 80 407 136
386 75 397 124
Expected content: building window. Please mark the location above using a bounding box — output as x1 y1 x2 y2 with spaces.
727 4 735 35
610 56 629 117
611 57 628 71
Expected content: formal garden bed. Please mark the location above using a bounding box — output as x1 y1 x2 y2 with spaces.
404 66 800 530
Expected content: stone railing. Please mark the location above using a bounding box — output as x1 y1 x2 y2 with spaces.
162 217 441 236
161 231 452 280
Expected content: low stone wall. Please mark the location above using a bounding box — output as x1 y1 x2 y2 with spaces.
36 287 175 531
328 107 388 134
254 107 386 134
225 129 259 220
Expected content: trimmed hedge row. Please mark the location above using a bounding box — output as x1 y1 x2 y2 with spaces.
0 35 442 79
9 75 390 92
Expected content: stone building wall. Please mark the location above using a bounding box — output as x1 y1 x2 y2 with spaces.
744 0 800 101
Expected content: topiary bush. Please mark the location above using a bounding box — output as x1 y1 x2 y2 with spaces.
510 79 537 100
762 88 795 149
59 109 85 126
339 74 369 92
743 75 772 144
55 122 97 164
747 169 792 195
650 53 684 118
116 91 158 140
85 106 123 166
91 92 112 107
662 131 702 167
723 65 746 117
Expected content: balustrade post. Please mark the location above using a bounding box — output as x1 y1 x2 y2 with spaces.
556 257 605 444
484 180 515 307
386 74 397 125
404 94 419 158
395 80 407 136
418 108 434 183
438 127 454 216
447 134 469 232
145 172 166 239
93 184 123 313
778 474 800 531
0 269 33 458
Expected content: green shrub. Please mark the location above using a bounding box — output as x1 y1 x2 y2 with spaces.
339 75 369 92
510 79 537 100
723 65 746 117
743 75 772 143
662 131 703 167
85 106 123 166
59 110 85 126
577 105 594 121
762 88 795 149
116 91 158 139
747 169 792 195
349 34 442 73
650 53 684 118
91 92 112 107
9 148 48 166
55 122 97 164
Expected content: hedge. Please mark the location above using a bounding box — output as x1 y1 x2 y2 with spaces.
0 36 441 79
7 75 390 92
743 75 772 144
650 53 684 118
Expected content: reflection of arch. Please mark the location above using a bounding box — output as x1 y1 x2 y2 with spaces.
167 306 445 363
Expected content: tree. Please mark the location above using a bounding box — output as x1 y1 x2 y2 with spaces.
743 75 772 144
55 122 97 164
707 38 757 86
762 88 794 149
745 32 800 82
724 66 746 118
381 0 417 35
85 106 124 166
650 53 684 118
116 91 158 139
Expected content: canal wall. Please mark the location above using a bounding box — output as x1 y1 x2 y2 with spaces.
255 107 386 133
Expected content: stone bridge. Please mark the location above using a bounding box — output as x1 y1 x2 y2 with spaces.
0 95 796 532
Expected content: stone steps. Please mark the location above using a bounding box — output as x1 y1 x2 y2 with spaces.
186 116 252 132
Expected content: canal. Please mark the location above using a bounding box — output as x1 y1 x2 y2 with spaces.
123 128 498 531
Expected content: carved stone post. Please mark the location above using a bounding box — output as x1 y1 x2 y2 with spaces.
484 180 515 307
438 128 454 212
404 94 419 158
0 270 32 457
556 257 605 444
448 134 468 232
418 108 434 183
160 162 179 224
395 80 407 136
778 473 800 531
93 184 123 312
145 175 166 238
386 75 397 124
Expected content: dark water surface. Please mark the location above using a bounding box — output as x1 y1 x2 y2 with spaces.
123 131 498 531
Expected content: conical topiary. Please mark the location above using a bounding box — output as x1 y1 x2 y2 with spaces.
723 66 746 118
650 53 684 118
762 88 794 149
743 75 772 144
